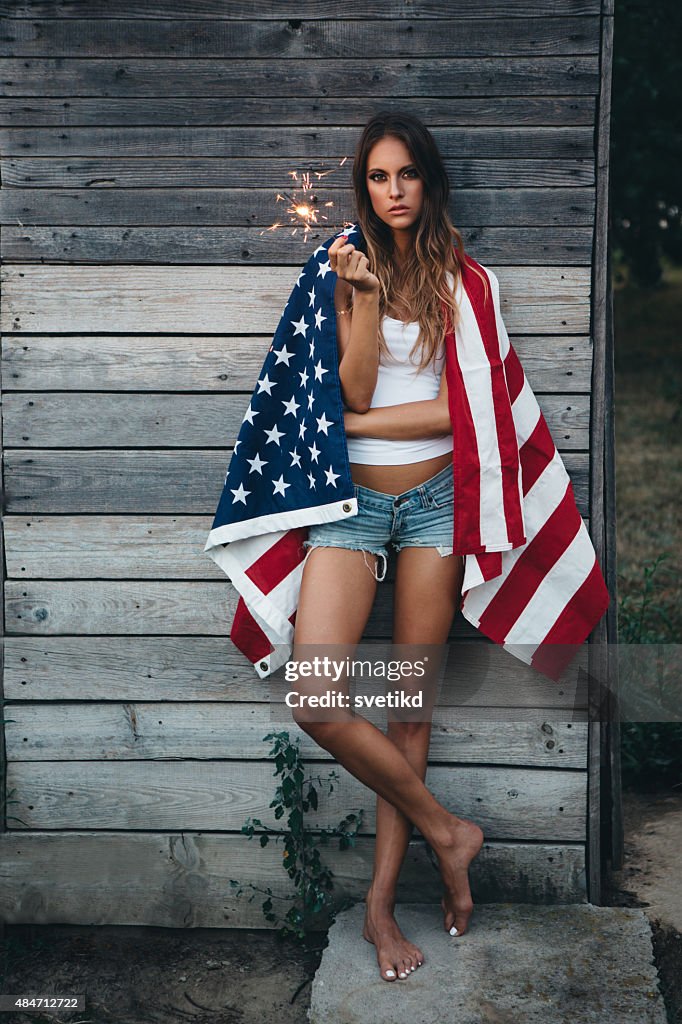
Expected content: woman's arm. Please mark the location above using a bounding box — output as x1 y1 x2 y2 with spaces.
344 368 452 439
336 282 380 414
329 237 381 414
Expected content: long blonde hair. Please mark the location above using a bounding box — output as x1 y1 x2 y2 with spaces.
346 110 490 370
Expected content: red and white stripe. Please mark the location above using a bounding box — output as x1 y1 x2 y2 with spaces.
208 527 308 677
449 254 609 680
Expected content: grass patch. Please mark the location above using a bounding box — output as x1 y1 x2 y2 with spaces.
614 256 682 793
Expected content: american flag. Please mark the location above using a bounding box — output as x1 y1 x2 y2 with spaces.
204 223 610 681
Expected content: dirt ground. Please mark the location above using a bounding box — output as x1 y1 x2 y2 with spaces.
1 786 680 1024
0 925 325 1024
605 786 682 1024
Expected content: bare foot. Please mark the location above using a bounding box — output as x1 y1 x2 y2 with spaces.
362 887 425 982
430 816 485 937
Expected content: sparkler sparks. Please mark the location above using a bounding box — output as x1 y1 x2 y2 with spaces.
260 157 352 242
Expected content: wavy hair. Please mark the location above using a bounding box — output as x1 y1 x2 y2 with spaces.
344 110 490 371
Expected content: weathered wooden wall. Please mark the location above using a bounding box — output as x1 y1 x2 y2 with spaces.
0 0 615 926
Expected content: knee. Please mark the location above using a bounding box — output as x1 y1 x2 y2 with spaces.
290 706 338 743
387 718 432 742
290 703 313 730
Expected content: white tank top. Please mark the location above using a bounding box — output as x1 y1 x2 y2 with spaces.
344 315 454 465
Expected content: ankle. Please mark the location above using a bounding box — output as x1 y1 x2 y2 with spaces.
366 884 396 912
425 812 466 851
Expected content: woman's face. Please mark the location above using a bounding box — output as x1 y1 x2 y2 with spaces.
365 135 424 232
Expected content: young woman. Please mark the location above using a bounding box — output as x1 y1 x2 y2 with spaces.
290 112 486 983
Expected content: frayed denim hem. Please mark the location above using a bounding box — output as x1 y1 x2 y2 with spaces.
393 542 454 558
302 542 388 582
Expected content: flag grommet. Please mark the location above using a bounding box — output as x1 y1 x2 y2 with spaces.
342 502 352 512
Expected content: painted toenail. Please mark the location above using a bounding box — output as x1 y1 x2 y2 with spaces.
410 966 415 971
450 926 458 935
399 972 407 978
385 970 395 978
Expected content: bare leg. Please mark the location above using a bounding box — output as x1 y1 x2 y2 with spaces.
363 548 466 980
292 547 484 983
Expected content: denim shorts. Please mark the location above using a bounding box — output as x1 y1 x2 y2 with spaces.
302 462 455 582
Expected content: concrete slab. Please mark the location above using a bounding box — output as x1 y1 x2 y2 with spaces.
308 902 667 1024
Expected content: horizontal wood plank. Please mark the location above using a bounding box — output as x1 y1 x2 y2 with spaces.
2 635 589 706
0 18 600 59
0 1 601 18
0 265 592 334
0 96 596 128
0 832 587 928
2 393 591 448
0 579 508 637
6 760 586 839
2 450 591 513
1 512 591 578
5 703 587 767
2 157 596 188
0 57 600 97
1 334 594 392
0 226 595 264
0 187 596 225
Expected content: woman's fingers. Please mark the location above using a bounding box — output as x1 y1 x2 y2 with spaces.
329 236 376 291
334 250 354 277
347 252 369 279
329 235 354 272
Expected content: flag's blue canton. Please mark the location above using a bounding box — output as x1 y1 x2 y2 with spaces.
211 230 359 531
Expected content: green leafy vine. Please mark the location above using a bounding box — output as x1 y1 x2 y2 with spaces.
229 730 364 942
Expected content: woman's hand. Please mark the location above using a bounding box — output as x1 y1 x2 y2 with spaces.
329 235 380 295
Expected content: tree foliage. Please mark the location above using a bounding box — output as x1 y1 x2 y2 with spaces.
611 0 682 284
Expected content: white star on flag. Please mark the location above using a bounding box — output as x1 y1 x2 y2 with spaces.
230 483 251 504
308 441 321 463
272 474 291 497
282 395 301 417
257 374 276 395
324 466 340 488
289 447 302 468
273 344 294 365
308 287 316 306
307 472 316 489
314 359 329 382
264 424 285 446
246 453 268 475
316 411 333 435
317 259 332 279
314 309 327 329
298 421 308 439
298 367 309 388
243 404 258 425
291 316 308 338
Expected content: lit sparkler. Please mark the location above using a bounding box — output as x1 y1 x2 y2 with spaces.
260 156 353 242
